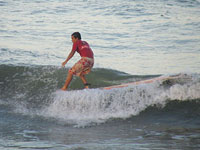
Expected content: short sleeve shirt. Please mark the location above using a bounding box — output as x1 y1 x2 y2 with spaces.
72 40 94 58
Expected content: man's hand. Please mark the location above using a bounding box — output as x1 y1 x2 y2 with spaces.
62 61 67 67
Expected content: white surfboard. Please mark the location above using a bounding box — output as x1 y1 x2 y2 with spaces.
103 74 182 90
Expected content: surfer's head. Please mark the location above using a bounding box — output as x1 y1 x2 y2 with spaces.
71 32 81 40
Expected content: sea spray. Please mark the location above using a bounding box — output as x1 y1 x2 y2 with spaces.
42 74 200 126
1 65 200 127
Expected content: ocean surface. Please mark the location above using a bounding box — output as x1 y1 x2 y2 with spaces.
1 0 200 150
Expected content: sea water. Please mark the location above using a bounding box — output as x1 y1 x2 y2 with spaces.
1 0 200 75
0 0 200 150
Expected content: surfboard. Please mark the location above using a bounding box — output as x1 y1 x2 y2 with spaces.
103 74 182 90
59 74 183 91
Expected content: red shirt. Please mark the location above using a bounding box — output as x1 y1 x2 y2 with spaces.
72 40 94 58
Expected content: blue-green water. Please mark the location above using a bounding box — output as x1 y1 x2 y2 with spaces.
1 0 200 75
1 0 200 149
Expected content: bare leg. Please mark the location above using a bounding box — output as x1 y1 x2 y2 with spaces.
80 75 89 89
61 72 73 90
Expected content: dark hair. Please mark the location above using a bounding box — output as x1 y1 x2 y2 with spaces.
71 32 81 40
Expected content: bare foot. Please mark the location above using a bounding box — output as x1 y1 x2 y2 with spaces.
61 86 67 91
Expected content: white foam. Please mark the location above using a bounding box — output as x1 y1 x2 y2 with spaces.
40 74 200 126
10 74 199 127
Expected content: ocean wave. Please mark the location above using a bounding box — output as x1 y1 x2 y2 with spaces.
42 74 200 127
1 65 200 127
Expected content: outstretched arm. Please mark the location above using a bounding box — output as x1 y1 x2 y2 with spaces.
62 50 76 67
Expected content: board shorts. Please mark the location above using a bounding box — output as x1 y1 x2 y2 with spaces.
69 57 94 76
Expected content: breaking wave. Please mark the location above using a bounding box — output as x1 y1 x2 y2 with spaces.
1 64 200 127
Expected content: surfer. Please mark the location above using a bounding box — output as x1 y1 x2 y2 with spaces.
61 32 94 90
